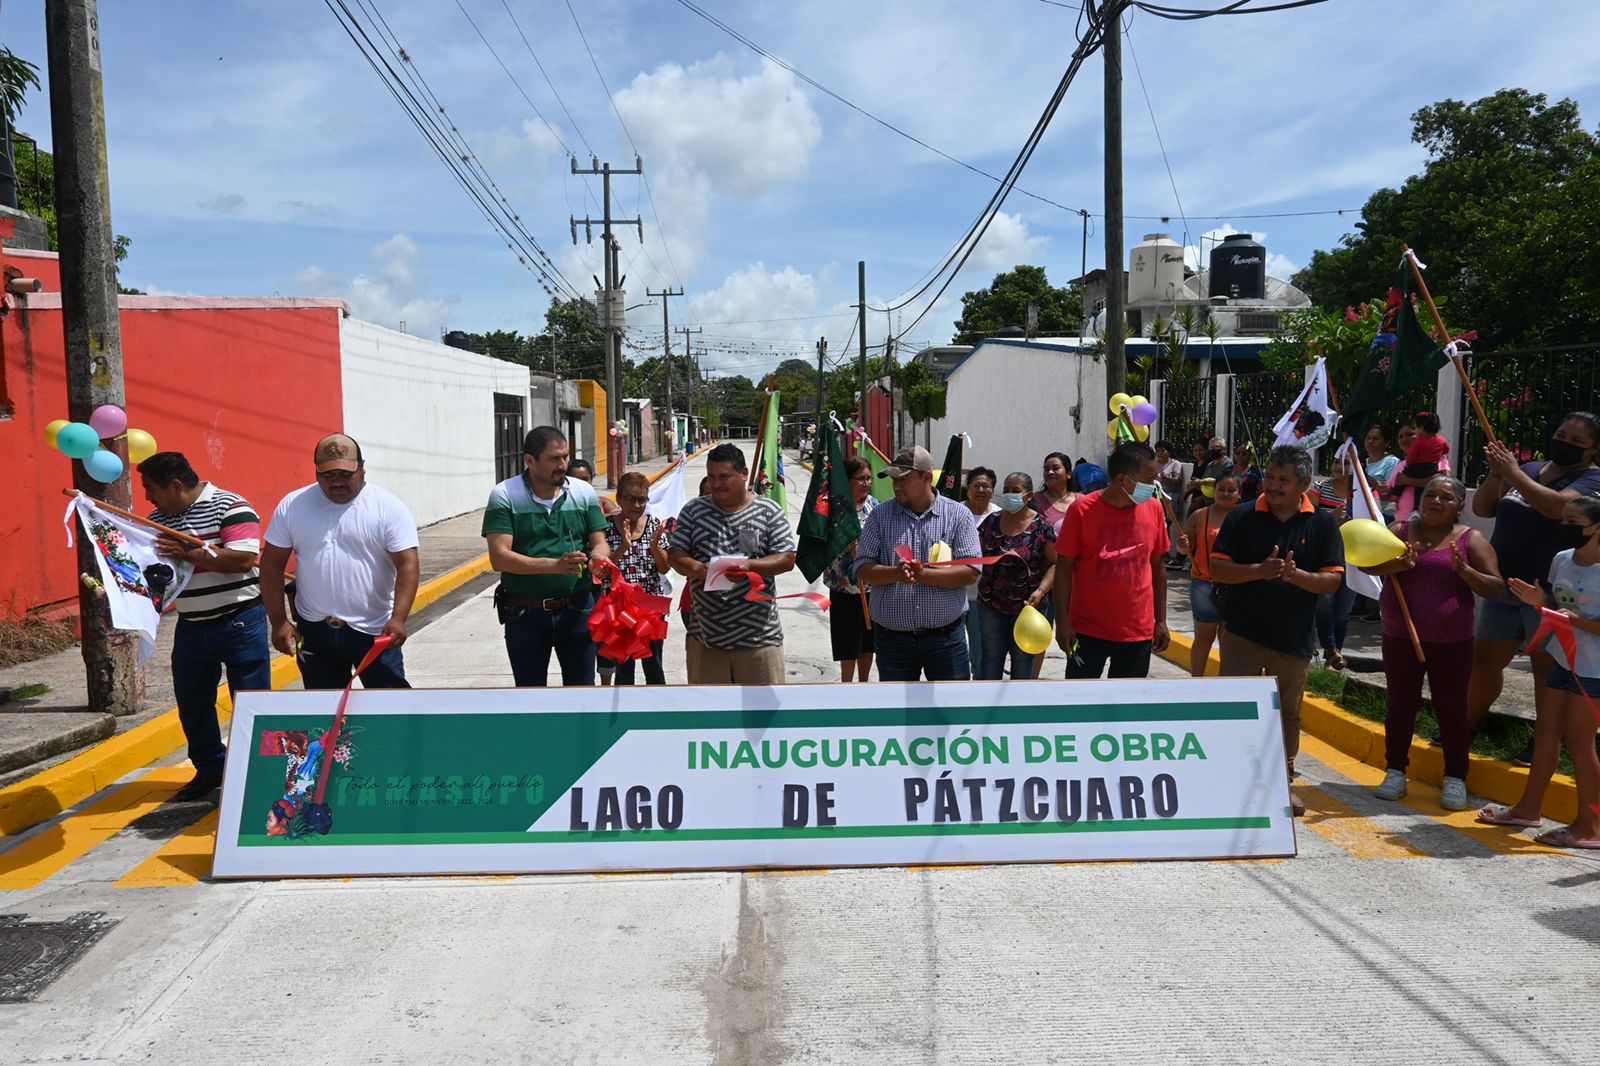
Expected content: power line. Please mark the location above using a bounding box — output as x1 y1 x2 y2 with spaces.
452 0 571 156
498 0 595 158
1131 0 1330 20
672 0 1092 217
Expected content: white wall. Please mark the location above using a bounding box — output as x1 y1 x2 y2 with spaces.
340 319 530 526
925 341 1109 485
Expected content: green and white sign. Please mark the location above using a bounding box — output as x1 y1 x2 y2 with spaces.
212 678 1296 879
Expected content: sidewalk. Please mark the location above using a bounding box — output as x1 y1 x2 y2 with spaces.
0 450 686 785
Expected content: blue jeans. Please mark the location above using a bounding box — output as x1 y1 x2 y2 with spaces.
504 592 596 687
172 603 272 775
874 619 971 682
971 599 1039 681
1315 580 1357 652
964 597 985 677
297 616 410 690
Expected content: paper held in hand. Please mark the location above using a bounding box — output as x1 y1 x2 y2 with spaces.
704 554 750 591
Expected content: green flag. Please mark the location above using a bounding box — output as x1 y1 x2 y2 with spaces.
796 420 863 582
935 434 963 500
1345 258 1448 430
754 391 787 512
858 433 895 503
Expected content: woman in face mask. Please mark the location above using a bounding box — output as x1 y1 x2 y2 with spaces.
1470 411 1600 751
972 472 1057 681
1178 472 1240 677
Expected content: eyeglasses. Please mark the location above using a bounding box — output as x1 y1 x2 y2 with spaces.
619 495 649 505
316 469 358 481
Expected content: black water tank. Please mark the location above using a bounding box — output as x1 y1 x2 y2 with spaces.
443 330 473 351
1208 233 1267 300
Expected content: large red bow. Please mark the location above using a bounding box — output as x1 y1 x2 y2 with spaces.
587 557 672 663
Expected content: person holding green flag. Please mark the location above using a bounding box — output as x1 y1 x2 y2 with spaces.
798 421 873 680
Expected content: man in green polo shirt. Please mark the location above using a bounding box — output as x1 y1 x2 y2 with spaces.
482 426 612 686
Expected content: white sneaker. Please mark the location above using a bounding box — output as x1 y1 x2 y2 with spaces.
1373 769 1407 801
1440 776 1469 811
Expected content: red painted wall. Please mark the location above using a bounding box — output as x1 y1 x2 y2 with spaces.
0 240 345 619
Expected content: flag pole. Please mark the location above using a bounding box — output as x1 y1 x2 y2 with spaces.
1399 244 1498 446
61 487 209 548
1343 438 1425 663
748 378 774 490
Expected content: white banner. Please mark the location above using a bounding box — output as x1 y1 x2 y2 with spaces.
66 495 195 663
213 678 1296 878
1273 358 1340 451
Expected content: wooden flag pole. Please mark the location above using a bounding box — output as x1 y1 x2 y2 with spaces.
62 488 209 549
748 379 775 490
1400 244 1498 446
1343 441 1425 663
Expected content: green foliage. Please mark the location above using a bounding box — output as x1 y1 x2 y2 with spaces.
951 264 1083 344
898 360 947 423
12 134 140 291
527 297 605 377
1292 89 1600 349
0 47 39 126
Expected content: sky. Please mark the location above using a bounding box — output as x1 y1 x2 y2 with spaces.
7 0 1600 384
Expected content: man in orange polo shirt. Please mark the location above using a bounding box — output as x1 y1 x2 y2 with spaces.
1208 444 1346 816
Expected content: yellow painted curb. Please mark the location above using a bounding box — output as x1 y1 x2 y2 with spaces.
0 552 496 838
1155 630 1581 823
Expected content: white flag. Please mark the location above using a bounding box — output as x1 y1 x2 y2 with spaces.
67 495 196 663
1273 358 1340 451
646 457 689 524
1334 438 1384 600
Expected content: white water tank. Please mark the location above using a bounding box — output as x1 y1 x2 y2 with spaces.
1128 233 1185 305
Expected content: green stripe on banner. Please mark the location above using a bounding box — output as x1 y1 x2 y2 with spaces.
239 816 1271 847
527 702 1260 732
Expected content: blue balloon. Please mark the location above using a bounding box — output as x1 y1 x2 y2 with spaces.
56 421 101 459
84 448 124 484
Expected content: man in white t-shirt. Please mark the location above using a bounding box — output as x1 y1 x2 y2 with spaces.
261 433 421 689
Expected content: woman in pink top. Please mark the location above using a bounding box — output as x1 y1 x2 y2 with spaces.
1361 476 1503 811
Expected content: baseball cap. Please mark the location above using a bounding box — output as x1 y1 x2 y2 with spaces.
879 445 933 479
313 433 362 473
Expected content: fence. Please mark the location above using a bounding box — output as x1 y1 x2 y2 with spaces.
1227 369 1302 457
1154 376 1213 453
1458 343 1600 483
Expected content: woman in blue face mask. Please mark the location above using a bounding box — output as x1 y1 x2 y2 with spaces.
972 472 1057 681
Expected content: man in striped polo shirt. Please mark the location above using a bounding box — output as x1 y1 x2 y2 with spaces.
140 452 271 801
668 443 797 684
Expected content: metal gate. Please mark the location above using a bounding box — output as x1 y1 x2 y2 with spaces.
1228 369 1302 456
493 393 525 482
1459 343 1600 483
1156 376 1213 452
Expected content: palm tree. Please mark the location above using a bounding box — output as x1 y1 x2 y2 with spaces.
0 47 40 211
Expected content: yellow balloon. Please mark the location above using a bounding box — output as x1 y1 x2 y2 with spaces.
1108 392 1133 417
44 418 69 449
1109 419 1151 442
1129 394 1149 409
1200 479 1216 499
1341 518 1405 568
1013 604 1053 656
126 427 159 465
929 540 951 564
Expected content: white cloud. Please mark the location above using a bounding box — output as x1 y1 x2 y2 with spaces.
967 211 1049 275
613 55 823 279
291 234 456 337
689 262 820 327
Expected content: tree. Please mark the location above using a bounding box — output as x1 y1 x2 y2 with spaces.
0 46 41 210
951 265 1083 345
770 357 816 416
898 360 947 423
1291 89 1600 350
527 297 605 378
10 134 141 292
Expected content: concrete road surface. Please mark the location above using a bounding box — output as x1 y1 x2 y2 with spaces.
3 442 1597 1065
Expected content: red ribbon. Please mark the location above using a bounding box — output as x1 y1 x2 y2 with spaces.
1527 607 1600 819
311 634 392 806
587 557 672 663
725 569 830 610
894 544 1020 568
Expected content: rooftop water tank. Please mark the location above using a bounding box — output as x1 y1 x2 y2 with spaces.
1208 233 1267 300
1129 233 1185 305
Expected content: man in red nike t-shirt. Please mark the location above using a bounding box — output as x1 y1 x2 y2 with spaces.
1053 441 1171 678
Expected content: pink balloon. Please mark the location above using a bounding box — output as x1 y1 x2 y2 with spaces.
89 404 127 439
1131 402 1158 427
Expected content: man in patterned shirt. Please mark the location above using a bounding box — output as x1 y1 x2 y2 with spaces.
139 451 270 801
668 443 796 684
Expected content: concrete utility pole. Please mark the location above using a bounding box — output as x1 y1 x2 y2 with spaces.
47 0 141 713
678 326 701 444
1102 1 1126 401
571 156 643 487
857 261 867 429
647 286 682 457
815 336 827 431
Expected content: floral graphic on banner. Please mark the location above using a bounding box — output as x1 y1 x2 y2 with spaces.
262 727 358 839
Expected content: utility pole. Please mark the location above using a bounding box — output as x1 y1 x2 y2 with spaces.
647 286 682 458
815 336 827 433
1102 1 1126 402
678 326 701 445
571 156 643 486
857 261 867 431
48 0 141 714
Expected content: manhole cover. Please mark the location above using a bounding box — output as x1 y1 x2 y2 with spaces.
0 913 118 1003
